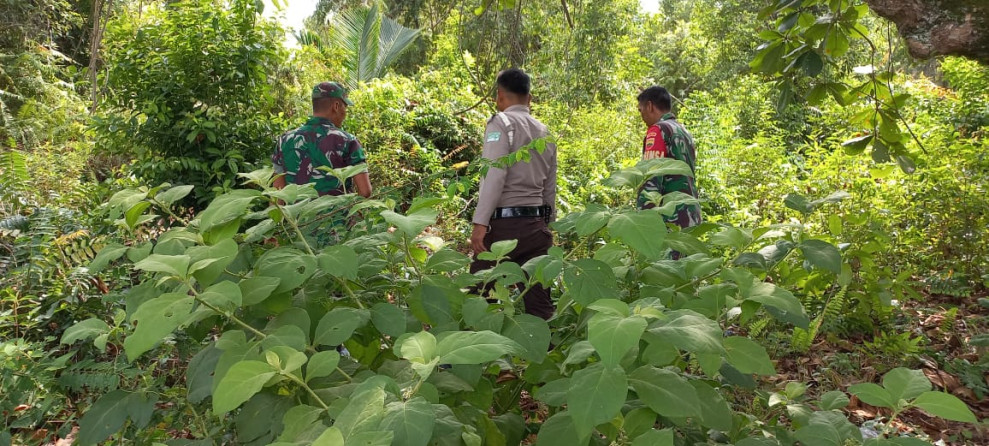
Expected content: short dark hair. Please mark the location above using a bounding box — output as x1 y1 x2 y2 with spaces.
312 97 334 113
637 86 672 112
496 68 531 96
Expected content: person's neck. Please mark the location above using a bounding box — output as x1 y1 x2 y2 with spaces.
500 102 528 111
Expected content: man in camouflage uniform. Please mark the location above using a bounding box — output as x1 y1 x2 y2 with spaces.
636 86 701 229
272 81 372 198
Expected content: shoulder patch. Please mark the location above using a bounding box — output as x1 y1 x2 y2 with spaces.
486 131 502 142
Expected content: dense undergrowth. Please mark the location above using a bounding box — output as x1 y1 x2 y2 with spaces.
2 0 988 444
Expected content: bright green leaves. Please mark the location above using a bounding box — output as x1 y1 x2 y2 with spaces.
912 392 978 423
124 292 194 361
628 366 701 418
742 280 810 329
61 318 111 348
723 336 775 375
563 259 619 306
397 330 439 379
198 189 260 233
305 351 341 382
794 411 862 446
317 245 359 280
133 254 190 279
382 209 437 237
371 302 407 338
881 368 931 403
381 397 435 446
435 330 522 365
213 360 277 414
501 314 552 363
607 211 667 259
567 363 627 441
314 307 369 346
847 367 977 423
256 247 318 294
587 308 647 366
648 310 725 355
799 239 842 274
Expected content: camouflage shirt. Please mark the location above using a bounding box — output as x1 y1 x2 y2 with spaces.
271 116 366 196
638 113 702 228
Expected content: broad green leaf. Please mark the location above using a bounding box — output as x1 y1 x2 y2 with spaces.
746 282 810 329
819 390 850 411
154 185 195 205
186 238 238 286
567 363 627 441
632 429 674 446
124 201 153 229
648 310 725 355
314 307 369 346
535 412 582 446
398 330 437 364
382 209 437 237
799 239 842 274
710 227 752 250
794 411 862 446
239 276 281 306
588 313 646 366
198 189 260 232
133 254 190 278
587 299 629 317
76 390 130 445
487 239 518 260
501 314 552 363
213 360 277 414
371 302 407 338
61 318 110 346
305 350 340 382
276 405 327 443
124 292 195 361
691 381 733 431
607 211 667 259
436 331 522 364
724 336 775 375
575 204 611 236
266 345 307 374
256 247 317 294
912 391 977 422
847 383 896 409
628 365 701 418
312 427 345 446
882 368 930 402
88 243 129 273
381 397 435 446
623 407 658 440
534 378 570 407
317 245 359 280
198 280 242 313
334 387 386 439
424 248 471 274
562 259 620 306
186 345 222 403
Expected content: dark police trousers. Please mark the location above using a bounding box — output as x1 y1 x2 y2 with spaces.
469 217 554 320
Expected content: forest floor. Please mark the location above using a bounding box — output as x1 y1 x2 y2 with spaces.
772 290 989 445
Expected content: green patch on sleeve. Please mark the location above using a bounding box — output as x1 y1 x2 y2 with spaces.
486 131 502 143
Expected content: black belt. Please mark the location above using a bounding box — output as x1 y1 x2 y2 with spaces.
491 205 551 220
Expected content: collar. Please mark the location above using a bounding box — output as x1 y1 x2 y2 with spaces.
306 116 337 128
503 104 530 114
658 112 676 123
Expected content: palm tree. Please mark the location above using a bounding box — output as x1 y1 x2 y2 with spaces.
319 2 420 89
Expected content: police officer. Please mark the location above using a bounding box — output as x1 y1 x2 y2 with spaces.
272 81 372 198
469 68 557 320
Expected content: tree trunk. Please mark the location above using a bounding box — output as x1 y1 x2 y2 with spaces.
864 0 989 63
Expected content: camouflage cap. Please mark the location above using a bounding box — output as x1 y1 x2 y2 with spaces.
312 81 354 106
